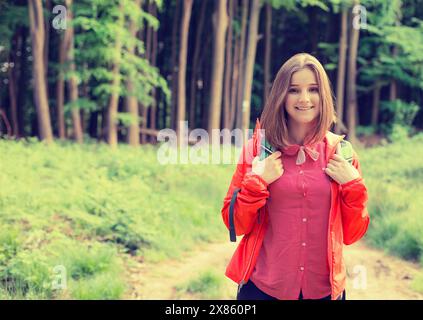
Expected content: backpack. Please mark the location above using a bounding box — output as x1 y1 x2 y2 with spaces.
228 138 354 242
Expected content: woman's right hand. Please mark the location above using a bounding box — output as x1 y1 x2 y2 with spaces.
252 151 284 185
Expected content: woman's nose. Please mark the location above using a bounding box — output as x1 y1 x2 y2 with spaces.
298 90 311 103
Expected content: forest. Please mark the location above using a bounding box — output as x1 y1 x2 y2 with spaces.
0 0 422 301
0 0 422 146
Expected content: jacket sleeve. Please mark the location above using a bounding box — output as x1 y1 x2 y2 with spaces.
221 139 270 236
340 150 370 245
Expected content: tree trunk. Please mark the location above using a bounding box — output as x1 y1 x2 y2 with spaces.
56 29 66 139
106 3 124 147
208 0 228 133
28 0 53 143
149 1 158 143
263 2 272 106
141 0 153 144
65 0 83 143
176 0 194 140
8 33 19 137
308 6 318 56
346 1 360 145
17 27 28 138
189 0 207 130
125 0 142 146
371 81 381 127
390 0 402 101
241 0 262 138
335 6 348 135
223 0 234 132
235 0 248 130
170 0 180 131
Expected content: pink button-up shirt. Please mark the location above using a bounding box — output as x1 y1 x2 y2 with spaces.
250 139 332 300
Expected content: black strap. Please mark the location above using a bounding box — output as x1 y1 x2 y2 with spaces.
229 188 241 242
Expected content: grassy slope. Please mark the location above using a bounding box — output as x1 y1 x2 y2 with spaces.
0 139 236 299
0 133 422 298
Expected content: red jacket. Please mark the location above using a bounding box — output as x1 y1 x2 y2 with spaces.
221 120 370 300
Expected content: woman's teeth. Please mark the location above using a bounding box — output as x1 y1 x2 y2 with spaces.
295 107 314 110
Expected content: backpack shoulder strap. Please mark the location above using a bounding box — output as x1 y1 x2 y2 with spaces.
339 140 354 164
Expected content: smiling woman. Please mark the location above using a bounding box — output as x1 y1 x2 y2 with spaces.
221 53 370 301
285 67 321 145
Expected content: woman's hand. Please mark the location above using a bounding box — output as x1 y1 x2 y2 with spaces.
252 151 284 185
324 143 360 185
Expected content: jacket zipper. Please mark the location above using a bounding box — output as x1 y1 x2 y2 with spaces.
238 206 264 293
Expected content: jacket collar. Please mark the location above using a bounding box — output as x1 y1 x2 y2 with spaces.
252 118 346 161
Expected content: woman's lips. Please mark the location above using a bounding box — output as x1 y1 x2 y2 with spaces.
295 106 314 111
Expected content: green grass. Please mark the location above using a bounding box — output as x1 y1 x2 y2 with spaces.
356 132 423 292
175 269 224 299
1 132 422 298
0 138 237 299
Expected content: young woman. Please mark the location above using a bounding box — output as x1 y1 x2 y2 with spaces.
221 53 370 300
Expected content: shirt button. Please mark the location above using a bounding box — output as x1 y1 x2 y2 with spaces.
299 170 303 174
300 266 305 271
302 218 307 222
302 242 306 247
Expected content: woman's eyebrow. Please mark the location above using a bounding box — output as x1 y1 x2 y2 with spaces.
290 83 318 86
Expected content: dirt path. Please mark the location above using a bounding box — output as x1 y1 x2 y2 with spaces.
123 239 423 300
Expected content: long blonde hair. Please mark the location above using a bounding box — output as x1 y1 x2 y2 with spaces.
259 53 337 150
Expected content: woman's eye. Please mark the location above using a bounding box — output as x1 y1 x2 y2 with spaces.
310 87 319 93
288 88 298 93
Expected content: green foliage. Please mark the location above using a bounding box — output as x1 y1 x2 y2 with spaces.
0 139 233 298
379 100 420 142
356 125 377 137
360 133 423 268
70 0 170 113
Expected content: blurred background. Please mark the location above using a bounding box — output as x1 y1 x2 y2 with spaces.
0 0 422 299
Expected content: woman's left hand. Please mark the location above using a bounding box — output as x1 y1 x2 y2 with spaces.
324 143 360 185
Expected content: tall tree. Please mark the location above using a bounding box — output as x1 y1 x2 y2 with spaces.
223 0 234 132
106 2 124 147
263 2 272 106
64 0 83 143
235 0 248 130
189 0 207 130
125 0 142 146
346 0 360 145
176 0 193 140
241 0 262 138
56 27 66 139
335 4 348 135
28 0 53 142
208 0 228 133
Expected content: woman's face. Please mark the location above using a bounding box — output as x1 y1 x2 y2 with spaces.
284 67 321 127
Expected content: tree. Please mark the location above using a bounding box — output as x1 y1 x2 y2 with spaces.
176 0 193 140
335 3 348 134
125 0 142 146
263 2 272 106
64 0 83 143
106 2 124 147
207 0 228 134
241 0 262 138
28 0 53 143
346 0 360 145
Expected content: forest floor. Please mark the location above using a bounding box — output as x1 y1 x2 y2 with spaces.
122 239 423 300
